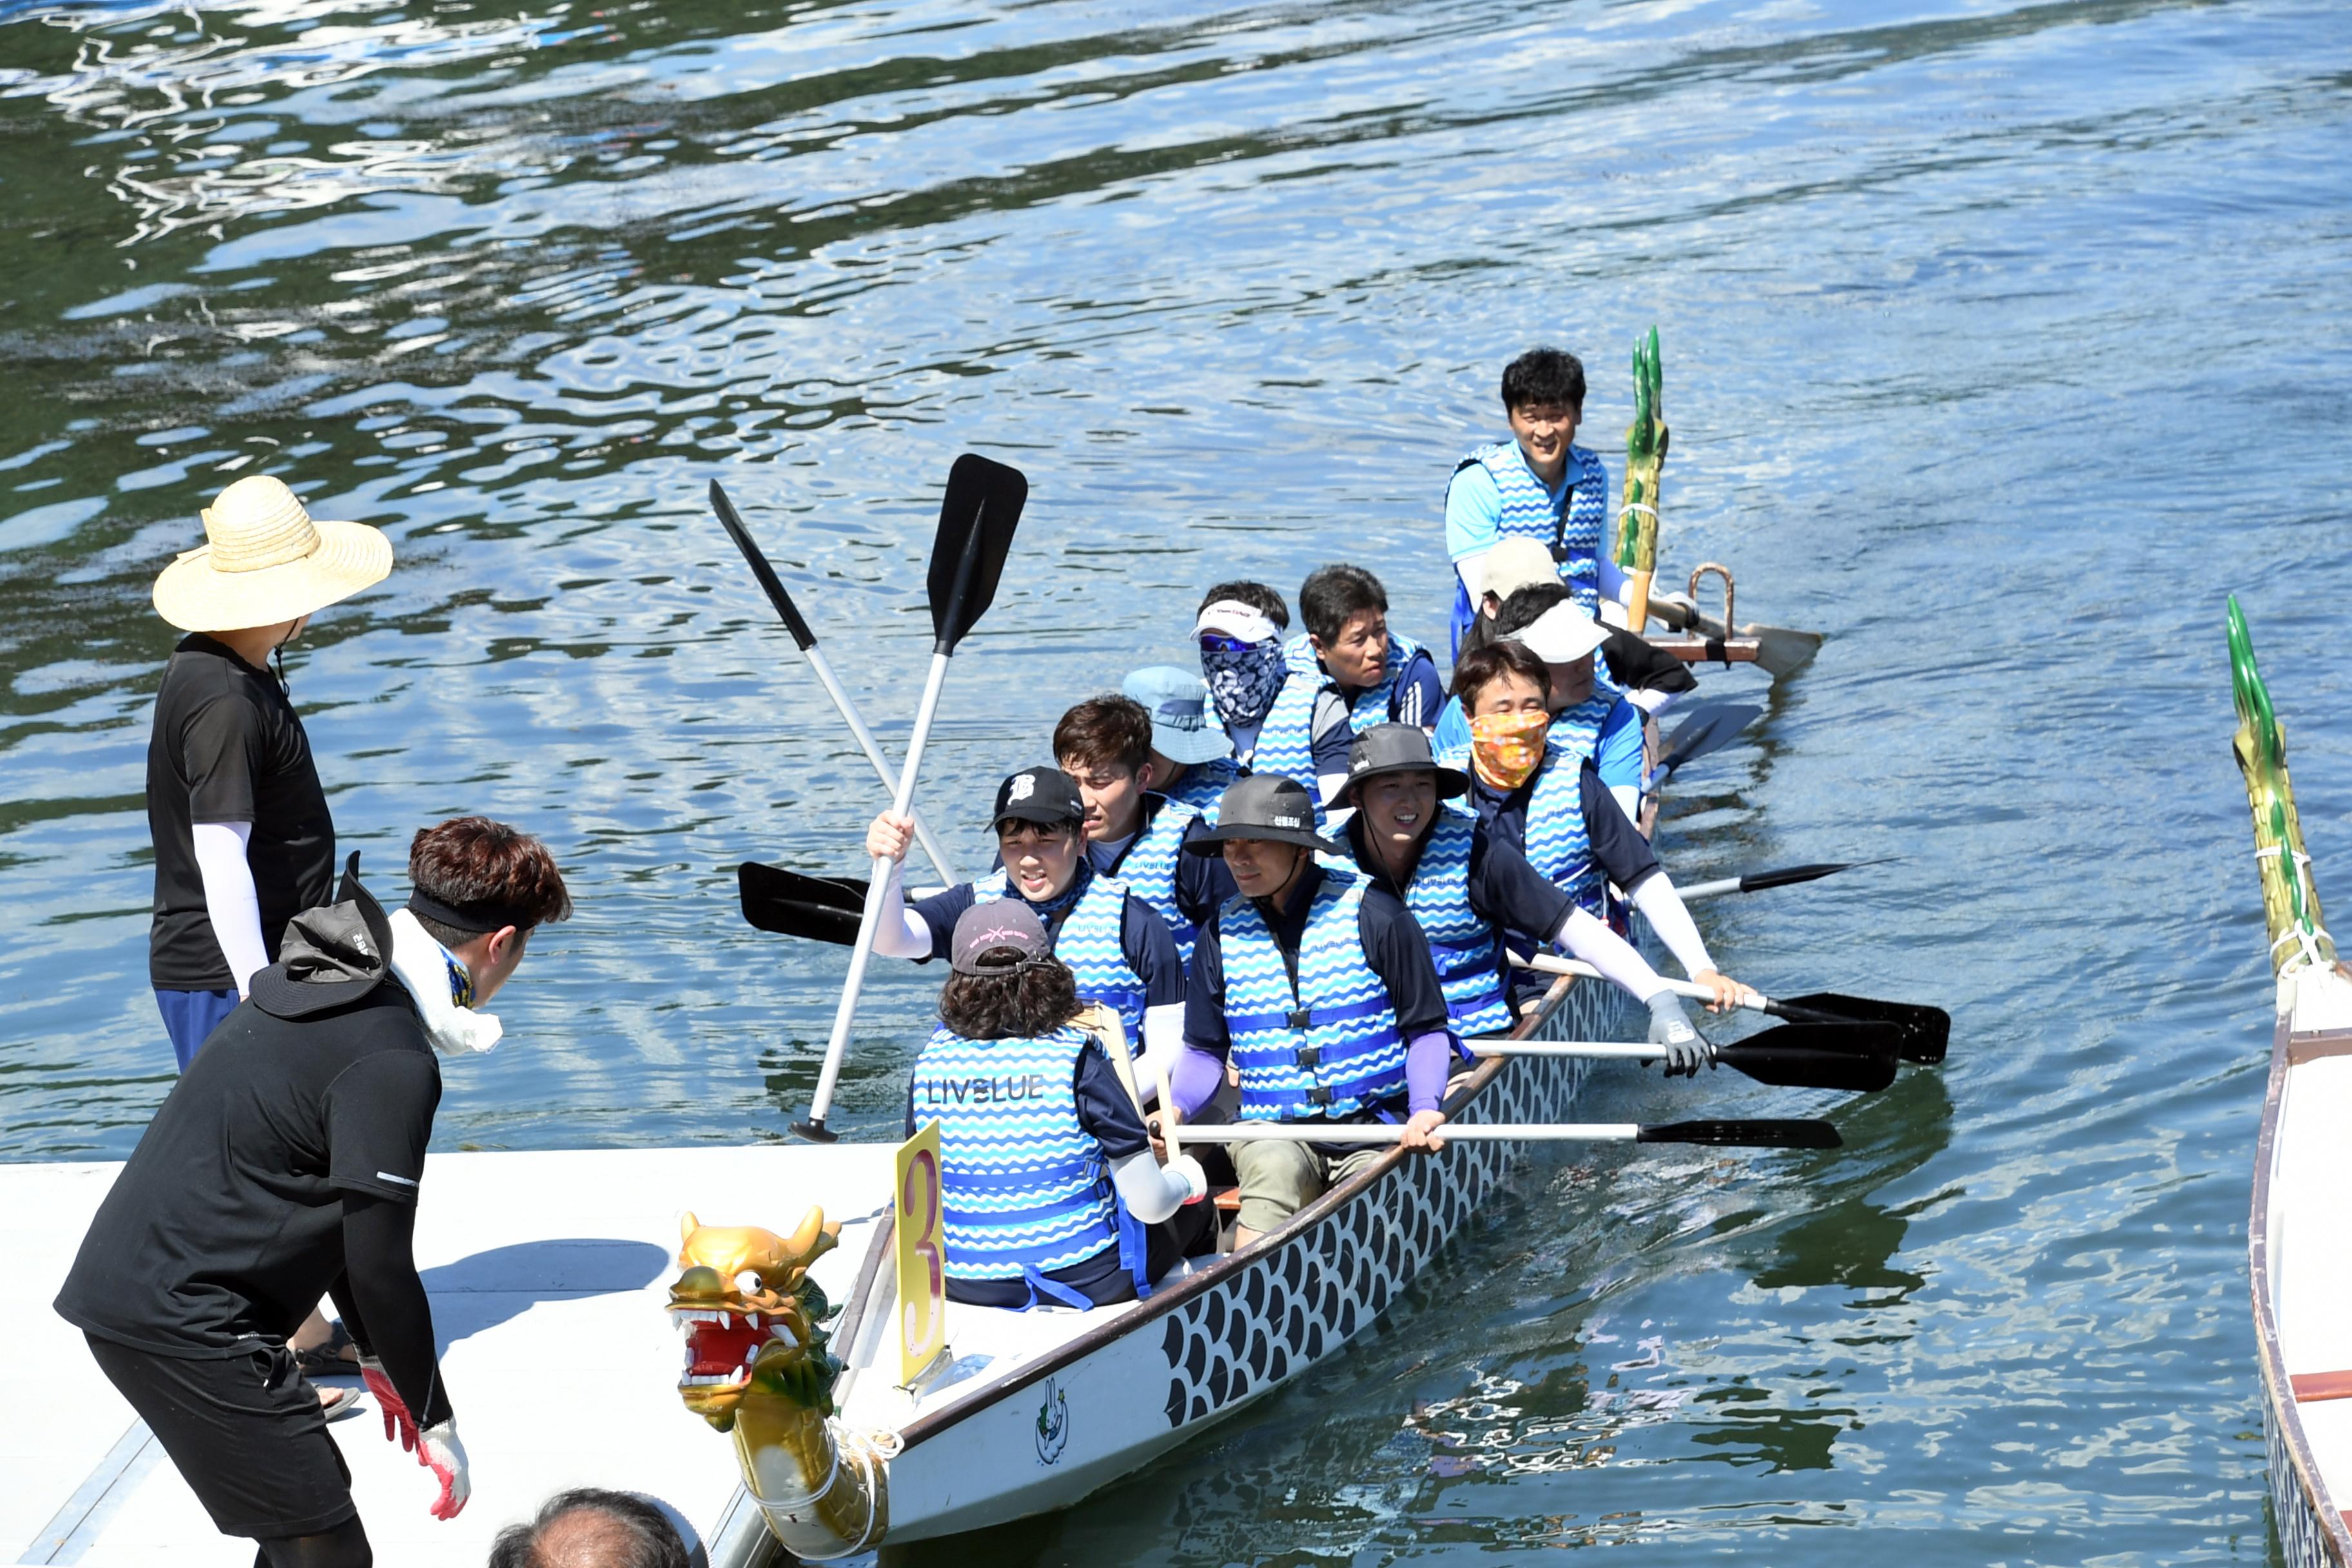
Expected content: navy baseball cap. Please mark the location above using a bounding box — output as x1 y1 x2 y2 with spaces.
992 767 1085 830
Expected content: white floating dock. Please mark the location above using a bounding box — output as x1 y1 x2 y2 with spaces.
2 1145 897 1567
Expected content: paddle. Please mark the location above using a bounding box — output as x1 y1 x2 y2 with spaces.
1208 1119 1839 1149
1643 700 1763 791
1511 952 1950 1066
1647 591 1823 680
1676 858 1892 903
798 454 1028 1144
709 480 963 887
1472 1019 1897 1092
738 861 865 946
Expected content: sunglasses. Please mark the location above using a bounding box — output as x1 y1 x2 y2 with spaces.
1198 632 1276 655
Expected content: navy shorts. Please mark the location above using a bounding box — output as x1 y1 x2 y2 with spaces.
153 986 239 1072
83 1334 357 1540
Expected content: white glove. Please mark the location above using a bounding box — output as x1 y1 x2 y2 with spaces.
1170 1154 1209 1205
1645 994 1707 1077
418 1418 470 1520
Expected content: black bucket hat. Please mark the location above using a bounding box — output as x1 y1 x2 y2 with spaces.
250 852 396 1019
1182 773 1342 856
1330 723 1469 810
992 766 1086 831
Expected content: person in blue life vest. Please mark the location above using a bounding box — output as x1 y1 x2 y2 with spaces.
1443 345 1626 656
1333 723 1707 1070
1445 641 1750 1016
865 767 1184 1062
907 901 1210 1310
1052 696 1235 1088
1253 564 1445 814
1121 665 1245 819
1448 551 1696 734
1157 773 1455 1248
1436 589 1647 825
1193 580 1292 769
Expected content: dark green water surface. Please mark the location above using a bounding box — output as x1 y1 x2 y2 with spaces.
3 0 2349 1560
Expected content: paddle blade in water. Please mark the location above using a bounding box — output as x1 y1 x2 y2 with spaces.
1714 1031 1897 1093
1638 1119 1842 1150
1750 624 1823 679
1783 992 1950 1066
1661 701 1763 771
1738 859 1890 894
928 454 1028 649
739 861 868 946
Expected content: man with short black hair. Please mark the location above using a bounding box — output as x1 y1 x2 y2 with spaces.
1253 564 1443 813
1443 346 1624 655
1054 692 1234 973
55 817 572 1568
487 1487 691 1568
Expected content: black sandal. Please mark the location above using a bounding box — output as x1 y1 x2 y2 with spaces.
293 1320 360 1377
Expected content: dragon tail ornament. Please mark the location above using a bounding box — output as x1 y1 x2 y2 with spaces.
2228 595 2346 1026
1616 326 1667 631
667 1208 893 1559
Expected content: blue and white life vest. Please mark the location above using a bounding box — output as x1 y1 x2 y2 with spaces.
910 1024 1119 1284
1456 440 1606 616
1110 794 1204 968
1397 806 1514 1038
1220 869 1406 1121
1253 631 1429 806
973 868 1148 1039
1438 730 1604 918
1162 756 1240 823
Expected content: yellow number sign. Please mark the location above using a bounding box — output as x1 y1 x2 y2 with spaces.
894 1121 947 1385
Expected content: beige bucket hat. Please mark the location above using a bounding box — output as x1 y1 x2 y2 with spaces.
152 476 393 633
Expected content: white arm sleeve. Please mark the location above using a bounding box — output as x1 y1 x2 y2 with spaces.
1610 782 1642 827
192 820 268 997
1139 1004 1186 1104
1110 1150 1198 1225
1554 905 1666 1004
1629 872 1716 979
867 856 936 960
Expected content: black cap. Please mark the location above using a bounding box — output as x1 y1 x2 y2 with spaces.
1182 773 1343 856
950 901 1053 975
249 852 397 1019
992 767 1085 830
1330 723 1469 810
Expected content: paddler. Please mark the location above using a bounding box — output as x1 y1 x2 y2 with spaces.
908 901 1208 1309
1252 563 1444 810
1332 723 1703 1069
1443 345 1622 655
1436 587 1647 824
1053 692 1235 981
55 818 573 1565
1447 641 1748 1014
1121 664 1244 818
1456 543 1696 718
1193 580 1293 769
865 766 1184 1064
1161 774 1454 1248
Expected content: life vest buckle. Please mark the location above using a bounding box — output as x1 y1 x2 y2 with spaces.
1285 1007 1313 1030
1305 1086 1335 1108
1293 1044 1320 1070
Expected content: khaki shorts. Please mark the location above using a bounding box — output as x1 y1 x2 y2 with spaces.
1228 1138 1387 1235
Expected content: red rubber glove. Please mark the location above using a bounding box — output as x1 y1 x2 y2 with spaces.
358 1354 418 1452
417 1418 471 1520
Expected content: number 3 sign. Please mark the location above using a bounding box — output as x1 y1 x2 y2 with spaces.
895 1121 947 1385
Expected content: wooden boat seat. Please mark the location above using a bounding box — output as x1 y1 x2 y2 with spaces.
1211 1186 1240 1214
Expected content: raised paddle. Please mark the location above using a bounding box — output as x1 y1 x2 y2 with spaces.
709 479 964 887
1208 1119 1840 1149
798 455 1028 1144
1643 700 1764 791
1676 859 1892 903
1511 952 1950 1066
1471 1020 1897 1093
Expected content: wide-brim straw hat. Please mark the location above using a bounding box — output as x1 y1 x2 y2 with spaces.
152 475 392 632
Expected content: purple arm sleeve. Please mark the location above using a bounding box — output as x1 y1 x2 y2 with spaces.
1170 1046 1228 1119
1406 1030 1453 1115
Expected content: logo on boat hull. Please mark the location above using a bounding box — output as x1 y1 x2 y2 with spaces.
1035 1377 1068 1466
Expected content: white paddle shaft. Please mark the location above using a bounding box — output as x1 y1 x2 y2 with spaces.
1512 951 1776 1012
1157 1055 1182 1163
1471 1041 1690 1062
800 641 961 887
806 648 954 1130
1675 875 1741 901
1210 1122 1643 1144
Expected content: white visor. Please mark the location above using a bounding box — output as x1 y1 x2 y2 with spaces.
1195 600 1280 645
1508 602 1609 665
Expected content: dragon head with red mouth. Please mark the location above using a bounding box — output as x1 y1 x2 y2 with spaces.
667 1208 840 1431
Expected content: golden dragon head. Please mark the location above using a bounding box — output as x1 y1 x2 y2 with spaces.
667 1208 841 1431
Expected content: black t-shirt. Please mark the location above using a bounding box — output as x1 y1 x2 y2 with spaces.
55 983 440 1359
146 635 335 990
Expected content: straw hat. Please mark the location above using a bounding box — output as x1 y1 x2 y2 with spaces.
152 476 392 632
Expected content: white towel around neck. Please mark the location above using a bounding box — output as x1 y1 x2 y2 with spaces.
387 906 504 1057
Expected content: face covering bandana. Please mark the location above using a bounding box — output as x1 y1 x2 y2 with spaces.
386 906 504 1057
1469 710 1552 792
1201 640 1288 728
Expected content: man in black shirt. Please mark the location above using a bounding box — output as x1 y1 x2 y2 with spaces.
57 817 571 1567
147 474 392 1071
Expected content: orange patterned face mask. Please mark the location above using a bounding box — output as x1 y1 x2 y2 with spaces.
1469 710 1551 791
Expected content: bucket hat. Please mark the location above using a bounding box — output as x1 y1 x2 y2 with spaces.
950 900 1053 975
152 476 392 633
1329 723 1468 810
250 854 395 1019
1182 774 1342 856
1478 537 1559 604
992 767 1086 830
1509 600 1609 665
1121 665 1234 766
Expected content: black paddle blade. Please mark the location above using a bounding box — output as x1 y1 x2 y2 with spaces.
738 861 869 946
1738 858 1892 894
709 481 818 650
928 454 1028 651
1638 1119 1842 1150
1778 994 1950 1066
1714 1025 1897 1093
1661 701 1763 771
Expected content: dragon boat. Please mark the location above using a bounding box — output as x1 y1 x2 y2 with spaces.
2232 600 2352 1565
